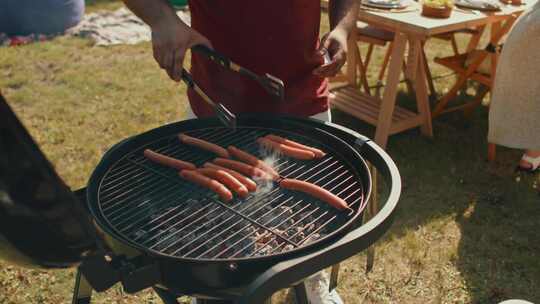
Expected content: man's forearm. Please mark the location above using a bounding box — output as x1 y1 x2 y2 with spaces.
122 0 179 28
328 0 359 33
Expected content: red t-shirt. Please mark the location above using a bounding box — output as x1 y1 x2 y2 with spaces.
187 1 329 118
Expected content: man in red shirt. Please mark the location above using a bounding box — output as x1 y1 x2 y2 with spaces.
123 1 358 302
123 0 357 122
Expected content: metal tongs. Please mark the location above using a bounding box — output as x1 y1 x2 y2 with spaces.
180 68 236 129
192 45 285 101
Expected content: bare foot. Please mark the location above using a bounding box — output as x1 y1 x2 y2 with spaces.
519 150 540 171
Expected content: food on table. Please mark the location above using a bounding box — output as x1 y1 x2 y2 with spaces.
257 137 316 160
265 134 326 158
203 162 258 192
197 168 249 198
423 0 454 8
179 170 233 202
227 146 280 179
178 133 230 158
279 178 351 211
143 149 196 170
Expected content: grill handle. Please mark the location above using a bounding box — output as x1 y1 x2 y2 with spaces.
237 119 401 304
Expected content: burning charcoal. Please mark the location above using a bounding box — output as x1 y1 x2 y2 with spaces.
303 223 316 234
286 226 302 236
255 232 273 243
280 206 293 215
305 233 321 244
292 232 305 243
254 243 273 256
244 226 256 235
283 244 295 252
270 239 281 247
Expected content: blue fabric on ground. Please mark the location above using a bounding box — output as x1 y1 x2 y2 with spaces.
0 0 84 35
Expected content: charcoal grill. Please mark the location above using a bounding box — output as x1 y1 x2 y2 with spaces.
0 92 401 304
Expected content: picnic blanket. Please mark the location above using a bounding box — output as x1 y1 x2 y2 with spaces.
1 7 191 47
67 7 191 46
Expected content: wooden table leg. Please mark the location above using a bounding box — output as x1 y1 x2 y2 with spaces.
465 25 486 53
411 38 434 137
347 32 358 86
374 32 408 149
489 21 501 86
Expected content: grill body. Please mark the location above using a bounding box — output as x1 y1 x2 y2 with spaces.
86 116 372 292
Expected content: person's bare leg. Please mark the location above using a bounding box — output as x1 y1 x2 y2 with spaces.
519 150 540 170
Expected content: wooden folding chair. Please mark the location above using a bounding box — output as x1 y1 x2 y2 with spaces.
432 16 517 117
433 28 482 56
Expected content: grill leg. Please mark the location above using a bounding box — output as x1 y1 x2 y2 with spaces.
365 164 379 273
293 282 309 304
72 269 93 304
153 287 180 304
329 263 341 292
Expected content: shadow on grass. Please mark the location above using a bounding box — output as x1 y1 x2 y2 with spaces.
331 89 540 303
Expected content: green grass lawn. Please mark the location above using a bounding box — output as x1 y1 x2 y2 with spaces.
1 1 539 303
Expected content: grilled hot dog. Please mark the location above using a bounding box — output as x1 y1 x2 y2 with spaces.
203 162 258 192
179 170 233 202
227 146 279 179
257 137 316 160
197 168 249 198
143 149 196 170
279 178 351 211
178 134 229 158
265 134 326 158
213 158 271 180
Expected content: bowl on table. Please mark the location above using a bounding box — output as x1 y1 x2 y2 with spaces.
421 0 455 18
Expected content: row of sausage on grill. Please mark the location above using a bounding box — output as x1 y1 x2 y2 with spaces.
143 134 351 212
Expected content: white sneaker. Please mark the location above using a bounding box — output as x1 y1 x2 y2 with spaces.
303 271 343 304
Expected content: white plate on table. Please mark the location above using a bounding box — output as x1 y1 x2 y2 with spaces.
454 0 501 11
362 0 412 9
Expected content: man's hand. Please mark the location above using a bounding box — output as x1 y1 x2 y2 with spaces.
313 28 348 78
151 18 212 81
313 0 359 78
122 0 212 81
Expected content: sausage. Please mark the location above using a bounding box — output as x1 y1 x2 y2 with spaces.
256 137 316 160
143 149 196 170
197 168 249 198
178 134 230 158
213 158 272 180
179 170 233 202
203 162 258 192
265 134 326 158
227 146 280 179
279 178 351 211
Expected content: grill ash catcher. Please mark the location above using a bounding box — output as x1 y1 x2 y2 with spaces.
0 92 401 304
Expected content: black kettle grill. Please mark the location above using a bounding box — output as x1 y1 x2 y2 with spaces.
0 92 401 304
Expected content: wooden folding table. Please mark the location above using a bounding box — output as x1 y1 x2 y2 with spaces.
330 0 537 149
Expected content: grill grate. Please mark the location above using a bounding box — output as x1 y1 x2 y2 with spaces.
96 127 365 260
